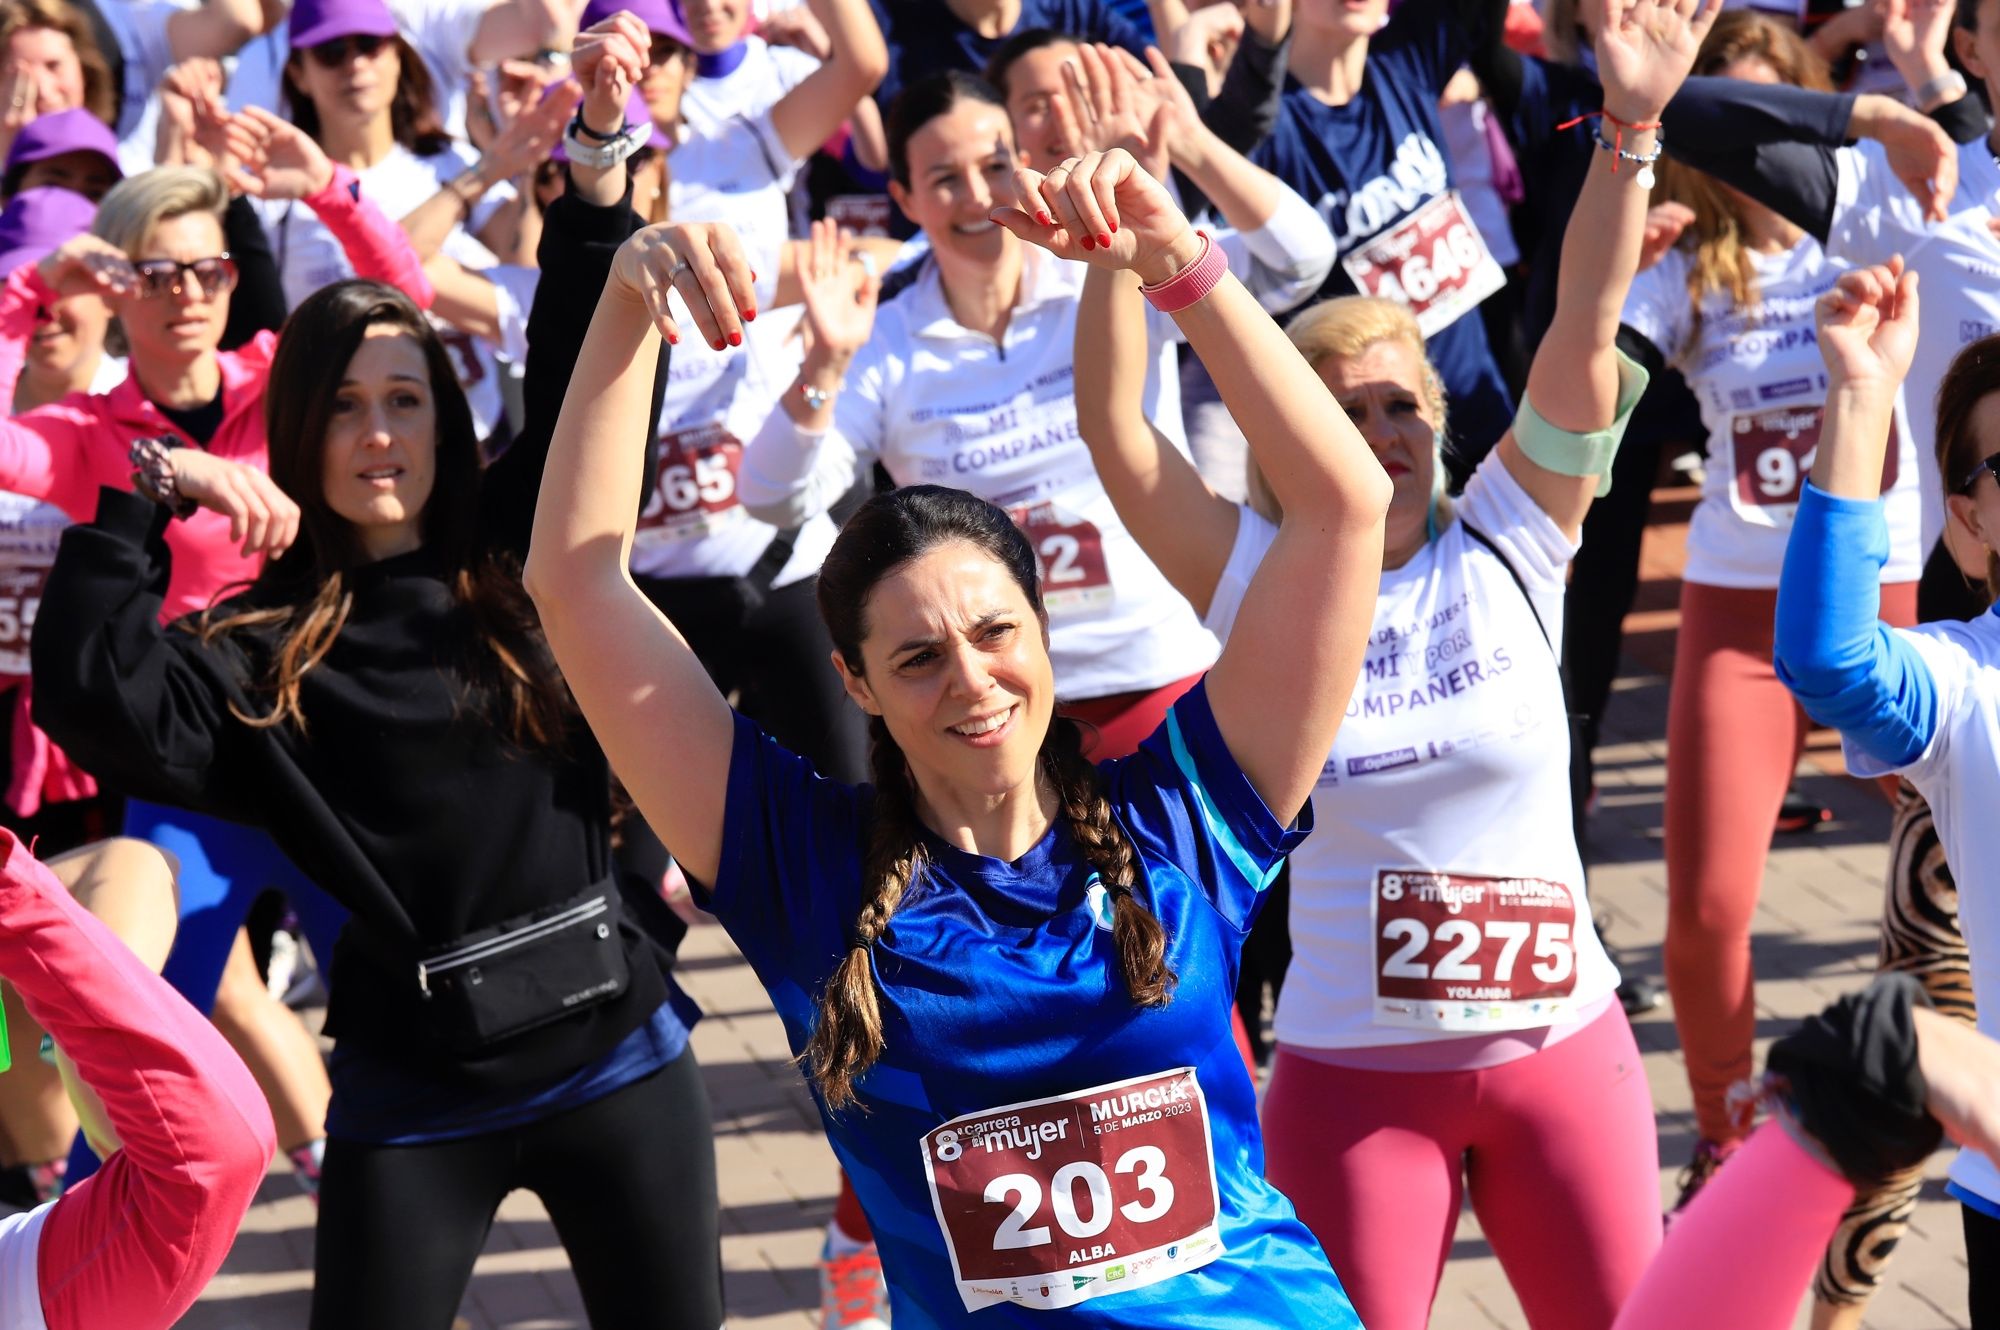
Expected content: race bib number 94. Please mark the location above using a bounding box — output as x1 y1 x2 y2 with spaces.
921 1068 1224 1313
1340 192 1506 339
1729 405 1900 527
1372 869 1580 1032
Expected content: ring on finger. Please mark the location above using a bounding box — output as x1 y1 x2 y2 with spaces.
667 258 692 279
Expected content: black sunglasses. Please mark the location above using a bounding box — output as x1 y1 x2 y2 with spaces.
130 255 237 299
308 33 390 68
1961 454 2000 495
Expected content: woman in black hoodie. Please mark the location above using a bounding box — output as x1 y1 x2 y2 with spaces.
26 17 720 1330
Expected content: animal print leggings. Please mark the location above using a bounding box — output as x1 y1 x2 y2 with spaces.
1813 780 1977 1309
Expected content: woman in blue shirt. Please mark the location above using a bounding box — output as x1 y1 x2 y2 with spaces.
527 145 1392 1325
1774 256 2000 1324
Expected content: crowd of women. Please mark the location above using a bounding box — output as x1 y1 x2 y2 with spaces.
0 0 1996 1325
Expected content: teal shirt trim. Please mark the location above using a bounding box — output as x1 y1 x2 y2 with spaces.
1165 708 1282 893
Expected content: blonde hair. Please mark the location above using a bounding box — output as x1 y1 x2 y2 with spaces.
0 0 115 127
1654 11 1831 317
90 166 228 258
1266 295 1450 528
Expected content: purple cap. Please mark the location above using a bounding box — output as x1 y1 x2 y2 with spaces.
3 109 120 187
580 0 693 50
290 0 399 49
0 186 97 278
552 86 667 161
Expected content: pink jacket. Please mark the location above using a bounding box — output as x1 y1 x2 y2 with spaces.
0 165 435 620
0 830 275 1330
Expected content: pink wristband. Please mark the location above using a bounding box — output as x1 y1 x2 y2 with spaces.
1139 231 1226 313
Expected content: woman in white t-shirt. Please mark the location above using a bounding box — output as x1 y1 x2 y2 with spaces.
259 0 529 439
1061 3 1718 1322
740 68 1333 755
1617 11 1923 1211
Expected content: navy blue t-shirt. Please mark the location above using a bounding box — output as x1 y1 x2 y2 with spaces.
704 684 1356 1328
869 0 1151 111
1251 0 1513 461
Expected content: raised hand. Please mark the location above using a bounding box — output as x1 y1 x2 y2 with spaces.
480 77 581 180
1056 43 1155 167
0 62 39 163
992 148 1198 285
759 5 831 58
34 234 134 299
1815 256 1919 391
796 218 879 362
156 59 229 172
1880 0 1954 90
571 10 650 131
610 220 758 351
168 451 302 559
220 107 335 201
1594 0 1725 124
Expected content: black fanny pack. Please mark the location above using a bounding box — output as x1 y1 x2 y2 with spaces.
410 883 631 1053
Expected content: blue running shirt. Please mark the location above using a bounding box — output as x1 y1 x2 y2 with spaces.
705 683 1357 1327
1250 0 1514 453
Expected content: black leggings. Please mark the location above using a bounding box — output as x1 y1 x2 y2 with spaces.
310 1047 723 1330
1966 1203 2000 1328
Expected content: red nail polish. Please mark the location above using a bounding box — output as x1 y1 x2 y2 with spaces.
1098 233 1111 248
728 331 742 347
666 329 679 344
1081 235 1095 251
742 308 756 321
1108 220 1117 234
1037 211 1051 226
712 337 725 350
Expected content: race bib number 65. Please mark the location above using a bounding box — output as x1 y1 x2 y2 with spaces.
1372 869 1580 1032
921 1069 1224 1312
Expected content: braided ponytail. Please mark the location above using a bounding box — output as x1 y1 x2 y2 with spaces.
1043 716 1176 1006
804 717 928 1111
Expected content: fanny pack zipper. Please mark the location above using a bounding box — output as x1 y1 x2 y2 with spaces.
418 895 610 998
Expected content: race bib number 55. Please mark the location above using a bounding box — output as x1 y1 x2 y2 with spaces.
1372 869 1580 1032
921 1069 1224 1313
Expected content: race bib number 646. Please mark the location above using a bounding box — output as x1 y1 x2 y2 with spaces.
921 1068 1224 1312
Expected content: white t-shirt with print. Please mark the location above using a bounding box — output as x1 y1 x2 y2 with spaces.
1829 139 2000 556
1206 454 1619 1047
830 247 1217 701
680 36 817 169
633 306 834 584
226 0 487 136
1844 610 2000 1208
0 355 127 681
668 111 795 310
1622 239 1923 589
100 0 185 174
0 1201 50 1329
253 143 514 437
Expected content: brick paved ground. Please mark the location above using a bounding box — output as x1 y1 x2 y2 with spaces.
177 484 1972 1329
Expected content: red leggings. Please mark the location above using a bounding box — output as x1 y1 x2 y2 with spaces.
1613 1121 1854 1330
1261 1003 1661 1330
834 671 1247 1245
1663 580 1917 1143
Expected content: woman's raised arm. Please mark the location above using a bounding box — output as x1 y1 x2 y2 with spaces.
995 150 1391 821
1072 262 1238 617
524 222 756 888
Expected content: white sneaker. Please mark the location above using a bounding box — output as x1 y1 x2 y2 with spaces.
819 1236 890 1329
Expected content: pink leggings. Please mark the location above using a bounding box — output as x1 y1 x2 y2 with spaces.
1261 1003 1660 1330
1613 1121 1854 1330
0 834 276 1330
1664 580 1917 1143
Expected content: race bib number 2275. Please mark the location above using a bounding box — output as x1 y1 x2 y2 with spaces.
921 1068 1224 1312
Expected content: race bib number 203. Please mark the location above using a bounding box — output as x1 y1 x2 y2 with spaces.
921 1068 1225 1312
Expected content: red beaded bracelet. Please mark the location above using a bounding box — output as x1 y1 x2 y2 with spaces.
1139 230 1227 313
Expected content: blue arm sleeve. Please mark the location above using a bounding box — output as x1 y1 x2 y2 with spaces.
1774 482 1938 769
